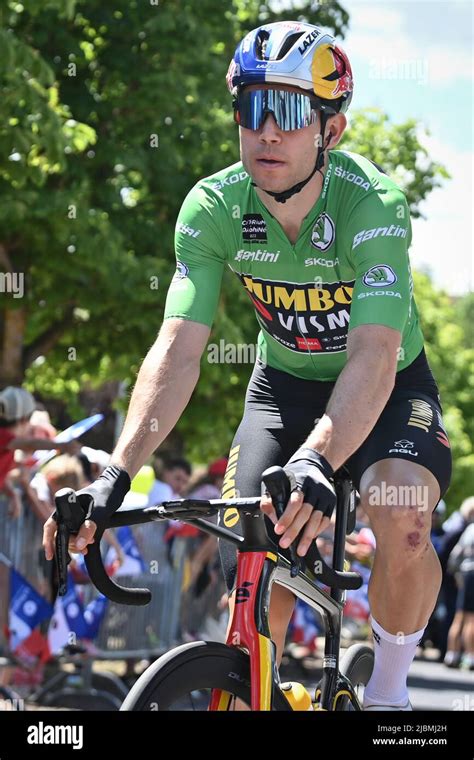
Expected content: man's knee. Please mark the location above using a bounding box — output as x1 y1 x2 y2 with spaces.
359 461 439 562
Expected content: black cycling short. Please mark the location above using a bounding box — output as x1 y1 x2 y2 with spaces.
456 570 474 613
218 348 452 592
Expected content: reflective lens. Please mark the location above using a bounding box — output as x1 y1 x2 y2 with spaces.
234 89 319 131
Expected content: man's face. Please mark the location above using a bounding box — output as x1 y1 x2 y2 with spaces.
238 84 322 194
165 466 190 495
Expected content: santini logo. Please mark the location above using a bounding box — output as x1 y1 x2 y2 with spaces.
352 224 407 249
235 249 280 262
27 722 83 750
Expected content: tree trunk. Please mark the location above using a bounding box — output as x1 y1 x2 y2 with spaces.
0 307 26 387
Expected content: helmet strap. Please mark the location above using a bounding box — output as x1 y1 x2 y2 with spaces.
251 112 330 204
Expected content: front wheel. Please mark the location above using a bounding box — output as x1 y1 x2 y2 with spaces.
121 641 292 711
335 643 374 710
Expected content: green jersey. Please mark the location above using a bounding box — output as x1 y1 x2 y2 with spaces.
164 149 424 381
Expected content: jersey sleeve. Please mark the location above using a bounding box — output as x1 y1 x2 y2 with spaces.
163 183 226 327
346 188 413 334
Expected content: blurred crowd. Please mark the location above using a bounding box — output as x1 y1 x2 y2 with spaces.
1 385 473 672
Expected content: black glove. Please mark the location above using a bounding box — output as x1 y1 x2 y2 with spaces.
54 465 131 530
284 448 336 520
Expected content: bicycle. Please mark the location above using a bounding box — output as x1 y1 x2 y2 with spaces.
0 644 128 711
54 465 374 711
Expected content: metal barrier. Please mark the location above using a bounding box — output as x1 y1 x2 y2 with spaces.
0 495 225 658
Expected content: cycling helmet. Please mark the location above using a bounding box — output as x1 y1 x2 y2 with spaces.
227 22 353 202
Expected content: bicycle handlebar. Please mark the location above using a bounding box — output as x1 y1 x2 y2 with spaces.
53 466 361 606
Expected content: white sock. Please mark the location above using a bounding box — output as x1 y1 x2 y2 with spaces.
363 616 424 708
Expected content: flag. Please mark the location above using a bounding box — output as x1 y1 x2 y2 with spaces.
33 413 104 465
288 600 321 650
82 594 108 640
105 526 145 578
47 575 88 654
8 569 54 651
345 561 371 621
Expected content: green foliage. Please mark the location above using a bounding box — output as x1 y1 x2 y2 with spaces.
413 274 474 509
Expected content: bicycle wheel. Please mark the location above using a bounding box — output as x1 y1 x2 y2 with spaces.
335 643 374 711
121 641 292 711
0 685 25 711
43 688 122 710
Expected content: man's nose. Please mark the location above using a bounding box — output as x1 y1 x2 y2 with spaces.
258 112 282 141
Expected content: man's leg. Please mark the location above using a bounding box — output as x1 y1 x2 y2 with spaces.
360 458 441 708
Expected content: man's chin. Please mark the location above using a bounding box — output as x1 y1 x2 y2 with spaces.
251 171 290 194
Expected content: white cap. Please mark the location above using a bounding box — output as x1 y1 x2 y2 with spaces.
80 446 111 471
0 386 36 422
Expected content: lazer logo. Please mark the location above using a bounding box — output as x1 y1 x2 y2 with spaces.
235 581 254 604
352 224 407 249
298 30 318 54
334 165 370 191
212 171 248 191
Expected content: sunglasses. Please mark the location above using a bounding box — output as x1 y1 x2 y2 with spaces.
233 88 320 132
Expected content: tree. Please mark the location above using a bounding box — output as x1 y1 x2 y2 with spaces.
413 276 474 509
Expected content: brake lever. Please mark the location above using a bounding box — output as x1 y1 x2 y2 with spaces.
54 488 90 596
262 466 303 578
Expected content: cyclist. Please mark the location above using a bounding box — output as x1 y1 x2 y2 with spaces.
43 22 452 710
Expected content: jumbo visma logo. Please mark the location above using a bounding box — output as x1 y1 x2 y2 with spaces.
236 274 355 354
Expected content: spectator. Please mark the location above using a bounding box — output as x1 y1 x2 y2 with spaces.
419 500 447 654
0 387 77 518
444 497 474 669
26 454 86 522
186 458 228 501
147 455 192 505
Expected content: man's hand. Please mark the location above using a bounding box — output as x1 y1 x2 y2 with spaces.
260 448 335 557
42 464 131 561
43 514 97 561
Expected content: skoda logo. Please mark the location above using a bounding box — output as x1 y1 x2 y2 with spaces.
311 213 335 252
363 265 397 287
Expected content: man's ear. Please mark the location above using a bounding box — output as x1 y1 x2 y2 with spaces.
328 113 347 148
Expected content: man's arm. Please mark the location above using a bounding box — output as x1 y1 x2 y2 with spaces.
303 323 401 469
111 317 210 479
